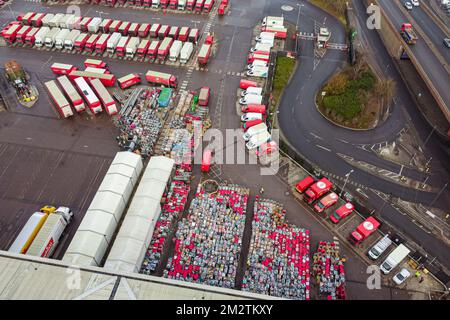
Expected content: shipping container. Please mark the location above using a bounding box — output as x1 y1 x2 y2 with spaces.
8 212 49 254
150 23 161 38
57 75 86 112
74 33 89 51
95 33 110 54
145 70 177 87
137 39 151 58
69 70 116 87
45 80 74 118
50 63 77 75
117 73 141 89
107 32 121 53
147 40 160 59
179 41 194 63
74 76 102 114
138 23 151 37
178 26 190 41
24 27 39 46
157 36 174 60
64 29 81 50
89 78 118 116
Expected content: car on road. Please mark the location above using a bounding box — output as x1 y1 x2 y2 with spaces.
444 38 450 48
330 202 354 223
314 192 339 213
393 268 411 285
411 0 419 6
404 1 413 10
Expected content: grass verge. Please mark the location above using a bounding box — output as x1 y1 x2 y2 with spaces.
309 0 347 26
271 56 296 115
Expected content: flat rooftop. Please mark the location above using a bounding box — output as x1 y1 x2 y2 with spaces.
0 251 275 300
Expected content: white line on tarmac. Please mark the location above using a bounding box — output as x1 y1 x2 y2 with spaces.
316 145 332 152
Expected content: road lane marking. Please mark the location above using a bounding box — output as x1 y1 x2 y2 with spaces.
316 145 331 152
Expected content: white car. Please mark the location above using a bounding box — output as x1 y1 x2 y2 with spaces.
411 0 420 6
404 1 413 9
393 268 411 285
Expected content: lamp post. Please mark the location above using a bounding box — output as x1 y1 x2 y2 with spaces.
340 169 354 197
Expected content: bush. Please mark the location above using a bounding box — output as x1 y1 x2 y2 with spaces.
324 73 349 95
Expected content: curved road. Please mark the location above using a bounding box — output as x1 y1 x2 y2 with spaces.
266 0 450 269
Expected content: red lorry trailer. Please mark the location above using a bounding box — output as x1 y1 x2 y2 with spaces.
16 26 32 44
186 0 196 10
349 217 380 245
74 33 89 51
45 80 74 118
109 20 122 33
89 78 118 116
161 0 169 8
157 37 174 60
73 76 102 114
50 63 77 75
84 59 107 69
117 73 141 89
197 43 212 65
116 36 130 57
137 39 151 58
31 13 46 27
118 21 131 36
147 40 160 59
80 17 93 32
158 25 170 40
22 12 36 26
57 75 86 112
150 23 161 38
100 18 113 33
178 26 190 41
95 34 110 54
188 28 199 43
303 177 333 204
24 27 39 46
128 23 140 37
69 70 116 87
241 104 266 114
239 79 258 90
195 0 205 12
145 70 177 87
138 23 151 37
3 24 21 44
203 0 214 12
85 34 99 53
170 0 178 9
168 26 180 39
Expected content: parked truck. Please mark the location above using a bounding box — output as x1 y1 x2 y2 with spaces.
85 33 99 53
55 28 70 50
87 17 102 33
178 0 187 9
41 14 54 28
188 28 199 43
138 23 151 37
170 0 178 9
24 27 39 46
262 16 284 28
146 70 178 87
187 0 196 10
34 27 50 47
49 13 64 28
197 43 212 65
3 24 21 44
80 17 93 32
107 32 121 53
129 23 140 37
64 29 81 50
74 76 102 114
169 40 183 61
89 78 118 116
246 130 271 150
158 25 170 39
380 244 411 274
349 217 381 245
150 23 161 38
178 26 190 41
168 26 180 39
303 177 333 204
116 36 130 57
31 13 46 27
109 20 122 33
152 0 160 8
95 33 110 54
400 23 417 45
16 26 32 44
125 36 140 58
45 27 61 48
179 41 194 63
100 18 113 33
119 21 131 36
57 75 86 112
157 37 174 60
247 65 269 78
8 212 49 254
137 39 151 58
117 73 141 89
203 0 215 12
243 123 268 141
25 207 73 258
74 33 89 51
147 40 160 59
45 80 74 118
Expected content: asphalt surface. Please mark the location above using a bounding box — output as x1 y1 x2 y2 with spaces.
377 0 450 121
0 0 414 299
272 0 450 271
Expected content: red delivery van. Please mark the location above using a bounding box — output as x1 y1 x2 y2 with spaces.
117 73 141 89
145 70 177 87
239 79 258 90
50 63 77 75
295 176 315 194
242 119 263 131
241 104 266 114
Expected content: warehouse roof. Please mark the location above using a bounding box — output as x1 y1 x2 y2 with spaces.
0 251 275 300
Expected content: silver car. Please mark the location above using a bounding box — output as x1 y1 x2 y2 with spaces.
393 268 411 285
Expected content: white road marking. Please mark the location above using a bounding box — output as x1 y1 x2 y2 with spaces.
316 145 331 152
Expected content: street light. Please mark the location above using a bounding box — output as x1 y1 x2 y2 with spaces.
340 169 354 197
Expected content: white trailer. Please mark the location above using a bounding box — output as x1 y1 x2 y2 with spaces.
58 15 69 29
57 75 86 112
90 78 118 116
55 28 70 50
34 27 50 47
262 16 284 27
49 13 64 28
107 32 121 54
45 27 61 48
88 17 102 33
26 207 73 258
152 0 160 8
125 37 140 58
64 29 81 50
8 212 49 254
179 41 194 64
169 40 183 62
178 0 186 9
60 14 75 29
41 14 54 27
380 244 411 274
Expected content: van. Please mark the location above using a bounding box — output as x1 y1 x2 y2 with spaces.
247 60 268 70
247 66 269 78
241 112 263 122
368 234 393 260
250 43 272 53
380 244 411 274
241 87 263 97
246 131 271 150
256 32 275 42
243 123 268 141
239 94 263 105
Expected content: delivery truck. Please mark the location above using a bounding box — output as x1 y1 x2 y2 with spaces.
125 36 140 58
247 60 267 69
241 87 263 97
179 41 194 63
349 216 381 245
239 93 263 105
70 16 83 30
247 66 269 78
157 36 174 60
95 33 110 54
41 14 54 27
147 40 160 59
262 16 284 28
45 27 61 48
168 26 180 39
31 13 46 27
178 26 190 41
34 27 50 47
57 75 86 112
169 40 183 61
51 63 77 75
3 24 21 44
161 0 169 8
188 28 199 43
74 33 89 51
152 0 160 8
24 27 39 46
203 0 214 12
198 87 210 106
146 70 178 87
109 20 122 33
262 25 287 39
138 23 150 37
8 212 49 254
80 17 93 32
178 0 186 9
241 112 263 122
137 39 151 58
22 12 36 26
116 35 130 57
303 177 333 204
54 28 70 50
69 70 116 87
64 29 81 50
87 17 102 33
25 207 73 258
100 18 113 33
49 13 64 28
247 52 270 64
250 42 272 53
89 78 118 116
256 31 275 43
241 104 266 114
129 23 140 37
150 23 161 38
243 123 268 141
170 0 178 9
85 33 99 53
59 14 72 29
400 23 417 45
107 32 121 53
246 130 271 150
118 21 131 36
117 73 141 89
195 0 205 12
197 43 212 65
74 76 102 114
158 25 170 39
380 244 411 274
45 80 74 118
242 119 263 131
16 25 32 44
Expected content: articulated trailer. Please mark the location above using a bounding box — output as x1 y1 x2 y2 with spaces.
24 27 39 46
57 75 86 112
69 70 116 87
117 73 141 89
64 29 81 50
73 76 102 114
146 70 177 87
95 33 110 54
8 212 49 254
89 78 118 116
45 80 74 118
